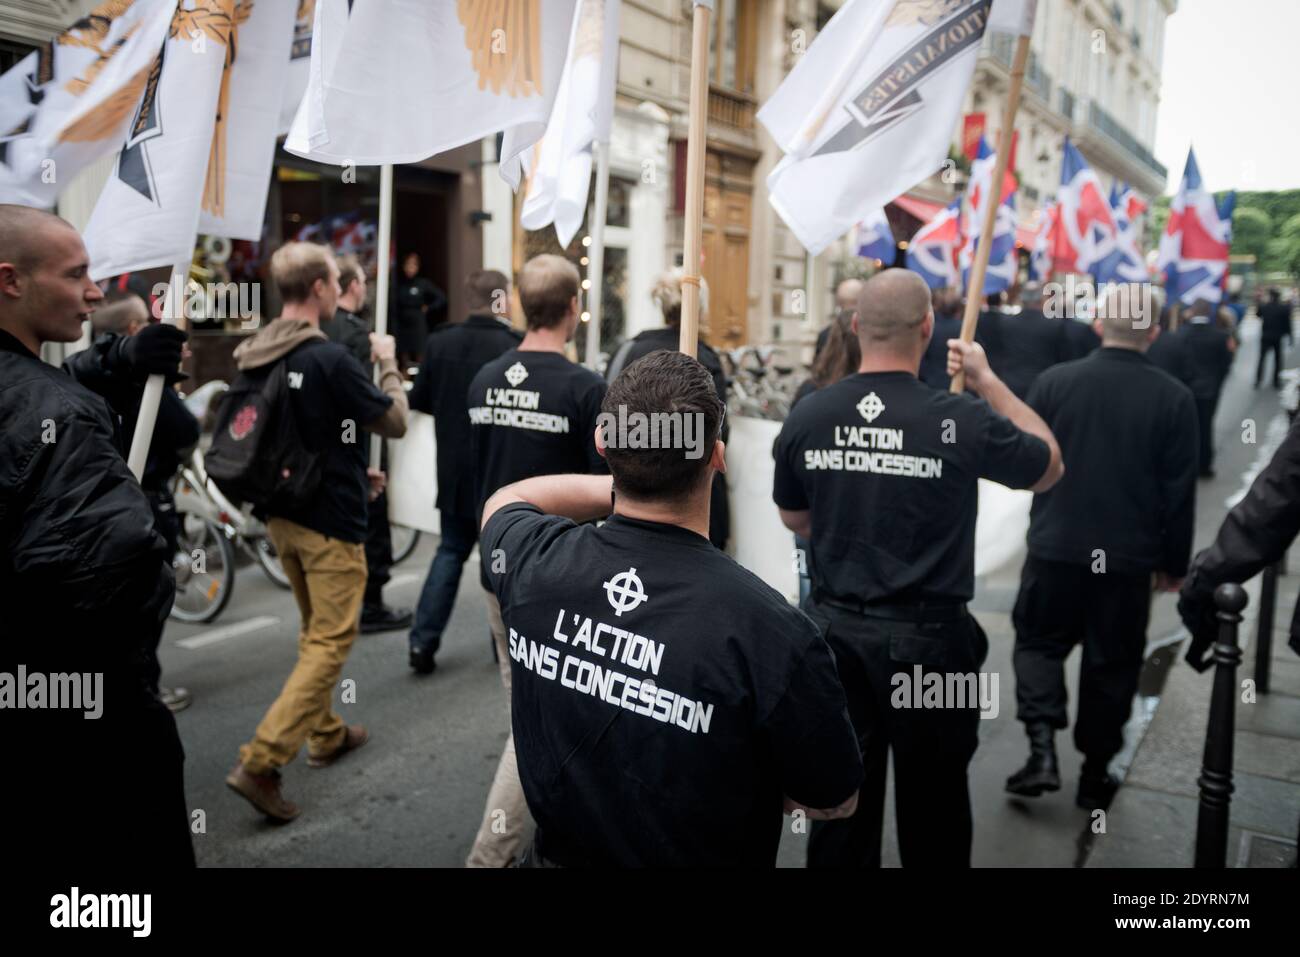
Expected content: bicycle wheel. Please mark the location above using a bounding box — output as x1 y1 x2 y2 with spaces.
170 513 236 623
390 523 422 565
254 535 292 589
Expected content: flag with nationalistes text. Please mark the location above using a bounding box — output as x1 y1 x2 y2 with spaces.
286 0 578 191
0 0 177 209
758 0 1036 255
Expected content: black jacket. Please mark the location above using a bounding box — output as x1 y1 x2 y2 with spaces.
1180 416 1300 670
409 314 522 518
322 306 372 374
391 276 447 355
0 329 172 669
1146 327 1195 389
1259 301 1293 343
1026 347 1199 576
979 308 1070 400
1173 319 1233 399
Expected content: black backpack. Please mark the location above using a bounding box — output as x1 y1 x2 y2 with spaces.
205 346 323 514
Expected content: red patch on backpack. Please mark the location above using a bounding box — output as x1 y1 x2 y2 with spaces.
230 404 258 441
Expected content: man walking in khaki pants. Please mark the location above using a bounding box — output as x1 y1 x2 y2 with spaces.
225 243 408 822
464 255 608 864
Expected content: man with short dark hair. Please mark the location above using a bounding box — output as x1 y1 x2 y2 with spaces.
407 269 521 673
0 204 194 866
481 349 863 866
981 283 1070 399
464 253 608 866
1256 288 1292 389
1007 284 1199 811
774 268 1063 868
225 242 408 822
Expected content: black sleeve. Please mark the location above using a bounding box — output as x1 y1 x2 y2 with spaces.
409 343 437 415
328 350 393 430
344 321 371 371
480 502 573 603
977 401 1050 489
63 334 139 413
426 281 447 314
772 418 809 511
760 625 864 810
156 387 200 454
1157 386 1200 577
577 377 610 475
1180 419 1300 670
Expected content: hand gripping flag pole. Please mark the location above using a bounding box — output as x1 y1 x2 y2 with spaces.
127 257 191 482
950 31 1030 394
678 0 713 359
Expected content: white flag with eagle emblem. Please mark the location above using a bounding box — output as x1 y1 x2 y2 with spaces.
285 0 578 189
758 0 1036 255
83 1 264 279
0 0 177 209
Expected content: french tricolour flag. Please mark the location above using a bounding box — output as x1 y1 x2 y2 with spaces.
906 199 962 289
856 207 897 265
1158 147 1233 306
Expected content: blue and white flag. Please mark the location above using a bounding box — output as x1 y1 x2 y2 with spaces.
758 0 1036 255
959 135 1018 296
855 207 896 265
1091 181 1147 283
905 198 961 289
1158 147 1232 306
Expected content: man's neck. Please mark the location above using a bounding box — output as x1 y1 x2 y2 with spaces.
1101 338 1146 352
280 302 322 325
518 326 568 353
337 296 361 314
612 487 712 540
0 319 40 356
857 352 919 375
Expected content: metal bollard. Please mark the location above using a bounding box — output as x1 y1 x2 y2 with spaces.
1255 563 1278 695
1195 583 1247 869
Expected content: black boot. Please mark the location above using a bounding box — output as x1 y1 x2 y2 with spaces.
1005 723 1061 797
1076 759 1120 810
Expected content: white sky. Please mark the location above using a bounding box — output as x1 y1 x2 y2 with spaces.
1154 0 1300 194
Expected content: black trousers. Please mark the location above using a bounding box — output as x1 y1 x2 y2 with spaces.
1011 555 1150 767
1193 393 1218 473
1256 337 1284 387
805 598 987 868
364 487 394 607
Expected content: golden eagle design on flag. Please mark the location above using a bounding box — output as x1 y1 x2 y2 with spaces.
456 0 545 97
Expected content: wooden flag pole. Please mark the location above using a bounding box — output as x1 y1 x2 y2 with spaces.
950 31 1031 394
370 161 394 470
678 0 712 359
126 257 191 481
584 139 611 369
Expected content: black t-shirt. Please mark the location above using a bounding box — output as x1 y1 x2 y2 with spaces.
274 341 392 543
468 349 608 514
482 502 863 867
773 371 1049 604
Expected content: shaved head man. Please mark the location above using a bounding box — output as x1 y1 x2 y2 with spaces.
774 266 1061 867
0 203 195 868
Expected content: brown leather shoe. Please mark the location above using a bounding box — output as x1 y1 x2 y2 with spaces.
225 763 300 822
307 725 369 769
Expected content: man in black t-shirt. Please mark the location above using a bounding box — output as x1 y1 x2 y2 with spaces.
1009 285 1198 811
226 243 408 823
464 254 608 867
406 269 522 674
773 268 1062 868
481 350 863 866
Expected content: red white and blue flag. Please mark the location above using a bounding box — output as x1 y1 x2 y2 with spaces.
1157 147 1233 306
1091 181 1148 283
905 198 961 289
958 135 1018 296
1028 199 1058 282
856 207 896 265
1056 137 1117 275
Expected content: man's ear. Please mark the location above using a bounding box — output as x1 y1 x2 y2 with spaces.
593 421 608 459
0 263 23 299
851 312 860 338
710 438 726 474
1092 318 1104 339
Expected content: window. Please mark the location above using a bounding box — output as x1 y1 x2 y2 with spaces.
708 0 757 94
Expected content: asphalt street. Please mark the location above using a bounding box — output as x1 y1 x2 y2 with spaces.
161 316 1289 867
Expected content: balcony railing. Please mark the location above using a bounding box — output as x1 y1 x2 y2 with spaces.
707 84 754 132
1087 100 1167 180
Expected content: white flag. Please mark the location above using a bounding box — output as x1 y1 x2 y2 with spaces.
197 0 295 240
277 0 316 136
758 0 1033 255
285 0 578 189
284 0 349 155
519 0 621 246
0 0 177 208
84 2 238 279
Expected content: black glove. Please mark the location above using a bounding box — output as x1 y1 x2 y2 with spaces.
1177 582 1217 673
122 323 187 380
